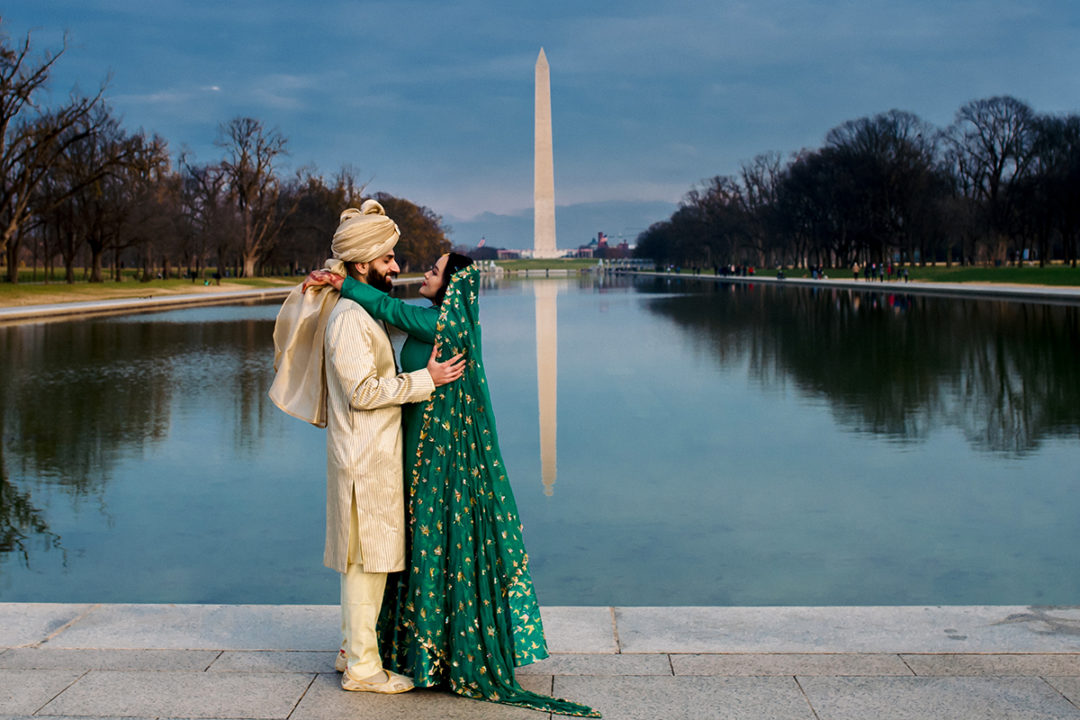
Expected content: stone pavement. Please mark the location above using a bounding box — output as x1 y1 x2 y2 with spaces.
0 277 428 324
0 288 294 324
3 604 1080 719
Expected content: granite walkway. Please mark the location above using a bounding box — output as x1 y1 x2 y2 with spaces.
0 288 294 324
3 604 1080 719
0 277 430 324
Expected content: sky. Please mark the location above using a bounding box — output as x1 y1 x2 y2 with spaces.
4 1 1079 247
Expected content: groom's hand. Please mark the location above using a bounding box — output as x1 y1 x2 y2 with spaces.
427 344 466 386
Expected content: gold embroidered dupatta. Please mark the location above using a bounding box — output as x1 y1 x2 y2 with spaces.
379 265 599 717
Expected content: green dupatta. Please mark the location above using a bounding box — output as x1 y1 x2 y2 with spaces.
379 265 600 717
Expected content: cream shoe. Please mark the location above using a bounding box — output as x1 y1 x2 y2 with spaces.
341 668 415 694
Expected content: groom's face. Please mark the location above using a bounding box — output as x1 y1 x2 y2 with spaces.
356 252 399 292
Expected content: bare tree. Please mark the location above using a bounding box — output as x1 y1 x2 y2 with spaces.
945 96 1036 262
738 152 783 264
216 117 293 276
181 159 239 279
825 110 942 265
1 27 104 281
948 96 1036 204
36 105 144 282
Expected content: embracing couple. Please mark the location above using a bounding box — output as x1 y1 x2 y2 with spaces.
270 201 598 717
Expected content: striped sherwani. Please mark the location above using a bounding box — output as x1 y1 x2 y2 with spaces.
323 296 435 574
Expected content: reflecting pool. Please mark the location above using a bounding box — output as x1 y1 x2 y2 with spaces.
2 275 1079 605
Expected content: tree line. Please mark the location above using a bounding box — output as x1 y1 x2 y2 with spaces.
0 27 450 284
635 98 1080 270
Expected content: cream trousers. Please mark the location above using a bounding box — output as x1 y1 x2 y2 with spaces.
340 494 387 678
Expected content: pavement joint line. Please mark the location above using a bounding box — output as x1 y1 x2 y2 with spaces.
1064 684 1080 712
1043 676 1080 712
203 649 225 672
792 675 823 720
35 604 101 649
34 668 88 716
608 607 621 654
285 673 319 720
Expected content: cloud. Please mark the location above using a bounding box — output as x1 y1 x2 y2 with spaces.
248 73 323 110
8 0 1080 224
112 85 219 107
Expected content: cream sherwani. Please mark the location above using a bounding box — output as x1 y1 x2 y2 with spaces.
323 296 435 574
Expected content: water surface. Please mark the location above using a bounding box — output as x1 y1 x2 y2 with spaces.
2 275 1078 605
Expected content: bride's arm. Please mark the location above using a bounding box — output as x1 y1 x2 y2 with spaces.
340 276 438 342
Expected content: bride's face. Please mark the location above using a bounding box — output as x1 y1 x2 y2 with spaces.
418 255 449 301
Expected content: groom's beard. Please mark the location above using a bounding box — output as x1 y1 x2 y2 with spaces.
367 266 395 292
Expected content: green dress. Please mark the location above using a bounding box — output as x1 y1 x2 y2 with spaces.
340 267 599 717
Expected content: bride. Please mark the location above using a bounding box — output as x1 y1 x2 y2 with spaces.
305 253 599 717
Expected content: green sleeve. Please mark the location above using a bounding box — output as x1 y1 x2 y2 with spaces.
340 276 438 342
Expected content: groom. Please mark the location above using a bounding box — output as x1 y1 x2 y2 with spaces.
321 203 464 693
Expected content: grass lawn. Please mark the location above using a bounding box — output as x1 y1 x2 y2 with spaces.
495 258 598 271
901 264 1080 286
806 264 1080 286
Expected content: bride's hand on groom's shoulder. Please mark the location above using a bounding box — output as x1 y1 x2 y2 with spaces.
302 270 342 294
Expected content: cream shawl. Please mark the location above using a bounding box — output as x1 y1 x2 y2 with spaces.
269 200 400 426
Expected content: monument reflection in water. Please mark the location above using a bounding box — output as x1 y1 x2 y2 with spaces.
1 275 1079 606
534 279 559 496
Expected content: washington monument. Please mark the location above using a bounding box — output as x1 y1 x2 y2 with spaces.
534 48 559 258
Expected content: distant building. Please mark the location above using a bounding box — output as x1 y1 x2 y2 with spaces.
576 232 630 259
575 237 597 258
471 248 499 261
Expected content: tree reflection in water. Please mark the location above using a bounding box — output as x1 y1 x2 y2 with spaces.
639 279 1080 454
0 308 277 577
0 345 64 573
0 455 63 567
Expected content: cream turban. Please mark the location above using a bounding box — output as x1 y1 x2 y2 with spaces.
331 199 400 262
268 199 401 427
